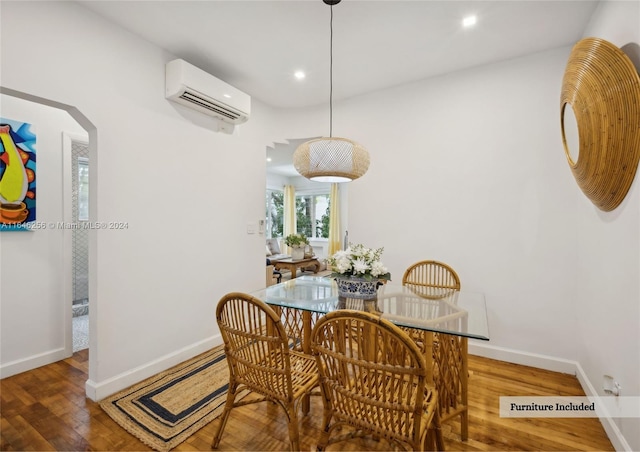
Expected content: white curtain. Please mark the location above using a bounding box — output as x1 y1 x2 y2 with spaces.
283 184 296 253
328 183 341 257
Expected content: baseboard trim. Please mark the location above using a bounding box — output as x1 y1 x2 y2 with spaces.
0 347 70 379
469 341 631 451
468 341 578 374
85 334 222 402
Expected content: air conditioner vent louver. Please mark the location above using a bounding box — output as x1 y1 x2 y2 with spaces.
165 59 250 125
179 91 241 120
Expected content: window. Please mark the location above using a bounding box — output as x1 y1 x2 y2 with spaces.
265 189 331 240
266 189 284 239
296 192 330 239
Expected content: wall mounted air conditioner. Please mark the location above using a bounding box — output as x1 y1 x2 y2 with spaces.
165 59 250 125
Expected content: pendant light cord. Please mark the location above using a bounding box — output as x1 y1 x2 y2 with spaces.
329 4 334 138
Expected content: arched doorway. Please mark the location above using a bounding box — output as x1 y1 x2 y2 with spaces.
0 87 96 381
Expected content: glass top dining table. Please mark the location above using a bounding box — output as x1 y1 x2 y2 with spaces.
250 275 490 341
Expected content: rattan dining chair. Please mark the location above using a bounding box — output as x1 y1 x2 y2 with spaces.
402 260 467 441
212 292 319 451
311 310 445 451
402 260 461 298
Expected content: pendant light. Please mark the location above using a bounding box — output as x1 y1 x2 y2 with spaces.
293 0 370 183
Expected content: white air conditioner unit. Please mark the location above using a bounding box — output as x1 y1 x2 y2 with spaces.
165 59 250 125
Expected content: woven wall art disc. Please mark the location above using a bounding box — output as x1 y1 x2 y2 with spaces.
560 37 640 211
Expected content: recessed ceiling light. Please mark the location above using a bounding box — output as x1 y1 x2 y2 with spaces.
266 157 272 162
223 93 232 98
462 15 477 27
294 71 306 80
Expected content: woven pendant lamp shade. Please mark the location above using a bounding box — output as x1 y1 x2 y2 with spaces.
294 0 370 183
293 137 370 182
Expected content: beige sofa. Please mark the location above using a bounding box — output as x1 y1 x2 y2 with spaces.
266 238 290 261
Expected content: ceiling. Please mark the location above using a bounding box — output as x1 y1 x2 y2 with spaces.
76 0 599 176
77 0 598 109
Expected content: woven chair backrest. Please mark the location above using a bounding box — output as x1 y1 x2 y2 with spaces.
402 260 461 298
216 292 294 402
311 310 428 443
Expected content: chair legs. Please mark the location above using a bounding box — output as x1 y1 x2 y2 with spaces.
211 383 237 449
429 409 445 451
316 406 333 451
212 385 307 451
285 402 302 451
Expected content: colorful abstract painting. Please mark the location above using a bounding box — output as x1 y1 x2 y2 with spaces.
0 118 36 231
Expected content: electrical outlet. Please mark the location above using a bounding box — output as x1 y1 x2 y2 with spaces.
603 375 621 396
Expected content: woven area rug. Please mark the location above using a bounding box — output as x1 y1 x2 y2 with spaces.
100 344 231 452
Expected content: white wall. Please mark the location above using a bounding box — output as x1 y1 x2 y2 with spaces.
350 47 583 357
577 1 640 449
0 1 278 399
266 172 290 191
279 46 582 358
0 95 87 374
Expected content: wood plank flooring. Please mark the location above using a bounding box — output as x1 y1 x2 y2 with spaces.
1 349 614 451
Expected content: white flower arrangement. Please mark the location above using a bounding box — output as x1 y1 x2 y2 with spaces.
328 243 391 281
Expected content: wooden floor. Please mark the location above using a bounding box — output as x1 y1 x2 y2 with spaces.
1 349 614 452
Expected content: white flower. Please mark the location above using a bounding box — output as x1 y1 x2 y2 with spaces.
327 243 391 281
335 257 352 273
370 261 388 277
352 258 370 274
333 250 349 260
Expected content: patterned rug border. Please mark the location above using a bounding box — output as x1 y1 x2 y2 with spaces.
99 344 229 452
